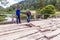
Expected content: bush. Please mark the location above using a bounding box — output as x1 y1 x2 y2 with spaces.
0 16 6 22
40 5 56 19
31 15 34 19
20 14 27 20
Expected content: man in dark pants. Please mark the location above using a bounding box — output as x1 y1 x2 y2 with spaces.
16 6 21 24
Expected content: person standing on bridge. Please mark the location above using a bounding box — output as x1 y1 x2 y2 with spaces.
16 6 21 24
26 9 31 23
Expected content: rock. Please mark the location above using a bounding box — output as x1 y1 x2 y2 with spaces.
0 28 38 40
50 34 60 40
24 23 35 27
17 37 35 40
0 18 60 40
30 20 52 29
45 29 60 38
50 26 57 31
28 32 44 39
40 27 51 32
57 24 60 28
38 37 48 40
0 27 38 36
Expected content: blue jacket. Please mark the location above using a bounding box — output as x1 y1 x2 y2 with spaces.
16 9 20 16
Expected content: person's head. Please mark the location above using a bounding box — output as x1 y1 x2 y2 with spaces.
26 9 30 12
17 5 20 10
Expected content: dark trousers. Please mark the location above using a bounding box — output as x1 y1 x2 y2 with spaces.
27 16 30 23
16 16 21 24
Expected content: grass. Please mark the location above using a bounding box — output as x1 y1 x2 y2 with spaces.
56 11 60 15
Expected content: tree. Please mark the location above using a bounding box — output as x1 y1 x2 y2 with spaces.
45 0 57 6
40 5 56 19
56 0 60 11
37 0 45 9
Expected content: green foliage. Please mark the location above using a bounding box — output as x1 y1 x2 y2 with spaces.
0 0 60 20
40 5 56 19
20 14 27 20
19 0 40 10
0 16 5 22
37 0 45 9
56 0 60 11
45 0 57 6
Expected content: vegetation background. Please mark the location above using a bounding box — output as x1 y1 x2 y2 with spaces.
0 0 60 22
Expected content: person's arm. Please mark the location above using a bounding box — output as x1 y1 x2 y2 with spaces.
29 11 31 15
16 10 18 17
